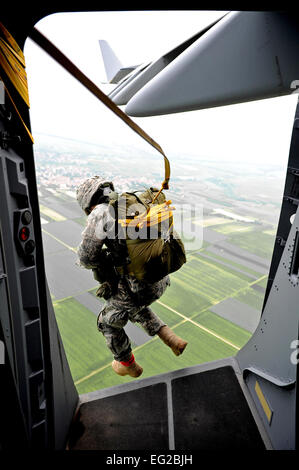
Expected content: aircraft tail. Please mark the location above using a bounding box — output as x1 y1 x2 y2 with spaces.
99 40 138 84
99 40 123 83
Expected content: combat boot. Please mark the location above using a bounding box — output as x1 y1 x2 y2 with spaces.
112 354 143 378
158 325 188 356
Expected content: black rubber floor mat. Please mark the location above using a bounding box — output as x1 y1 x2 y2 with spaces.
68 383 169 450
172 366 265 450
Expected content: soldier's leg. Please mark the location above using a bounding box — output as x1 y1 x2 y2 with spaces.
97 307 132 362
129 306 166 337
97 311 143 378
127 276 187 355
97 282 143 377
129 306 187 356
127 275 168 335
97 279 137 361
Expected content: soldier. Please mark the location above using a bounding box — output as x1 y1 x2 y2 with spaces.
76 176 188 378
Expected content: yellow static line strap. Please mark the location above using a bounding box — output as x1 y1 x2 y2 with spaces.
255 380 273 424
119 201 174 228
28 27 171 191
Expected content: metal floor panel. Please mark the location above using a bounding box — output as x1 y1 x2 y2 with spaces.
172 366 265 449
68 383 168 450
68 358 268 450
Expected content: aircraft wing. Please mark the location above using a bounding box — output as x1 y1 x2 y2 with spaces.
100 14 226 105
124 11 299 117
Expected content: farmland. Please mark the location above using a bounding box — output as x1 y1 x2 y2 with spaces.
35 139 283 395
45 192 270 394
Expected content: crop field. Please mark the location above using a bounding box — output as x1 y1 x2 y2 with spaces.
40 185 275 395
211 222 254 235
52 248 267 394
227 229 275 260
160 256 252 317
233 287 265 311
54 297 110 382
193 309 252 348
72 313 239 395
39 204 67 222
201 250 262 278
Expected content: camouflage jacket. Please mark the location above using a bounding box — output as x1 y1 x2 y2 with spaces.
77 203 114 270
77 203 160 293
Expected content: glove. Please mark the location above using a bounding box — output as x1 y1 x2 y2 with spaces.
96 281 116 300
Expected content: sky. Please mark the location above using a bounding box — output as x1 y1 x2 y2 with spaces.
23 10 299 166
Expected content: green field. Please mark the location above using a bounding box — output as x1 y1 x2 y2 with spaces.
75 320 238 395
234 286 265 311
201 249 262 278
228 229 275 260
43 188 272 396
160 256 251 317
54 297 111 382
53 291 245 394
210 222 254 235
193 309 252 349
35 150 280 403
53 247 266 395
255 276 269 289
39 204 66 222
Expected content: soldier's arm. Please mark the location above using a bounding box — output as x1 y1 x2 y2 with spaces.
77 204 112 269
77 238 104 269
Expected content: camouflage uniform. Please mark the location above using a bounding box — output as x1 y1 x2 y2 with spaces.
96 276 169 362
77 195 170 363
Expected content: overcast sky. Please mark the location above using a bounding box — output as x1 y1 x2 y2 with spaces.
24 10 298 165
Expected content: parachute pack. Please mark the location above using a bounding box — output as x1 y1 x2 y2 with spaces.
109 187 186 284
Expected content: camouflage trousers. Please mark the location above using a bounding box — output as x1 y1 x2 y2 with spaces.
97 275 170 362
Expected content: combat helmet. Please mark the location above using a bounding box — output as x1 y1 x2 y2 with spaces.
76 175 114 214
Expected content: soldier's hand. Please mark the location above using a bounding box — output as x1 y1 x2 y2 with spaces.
96 281 114 300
